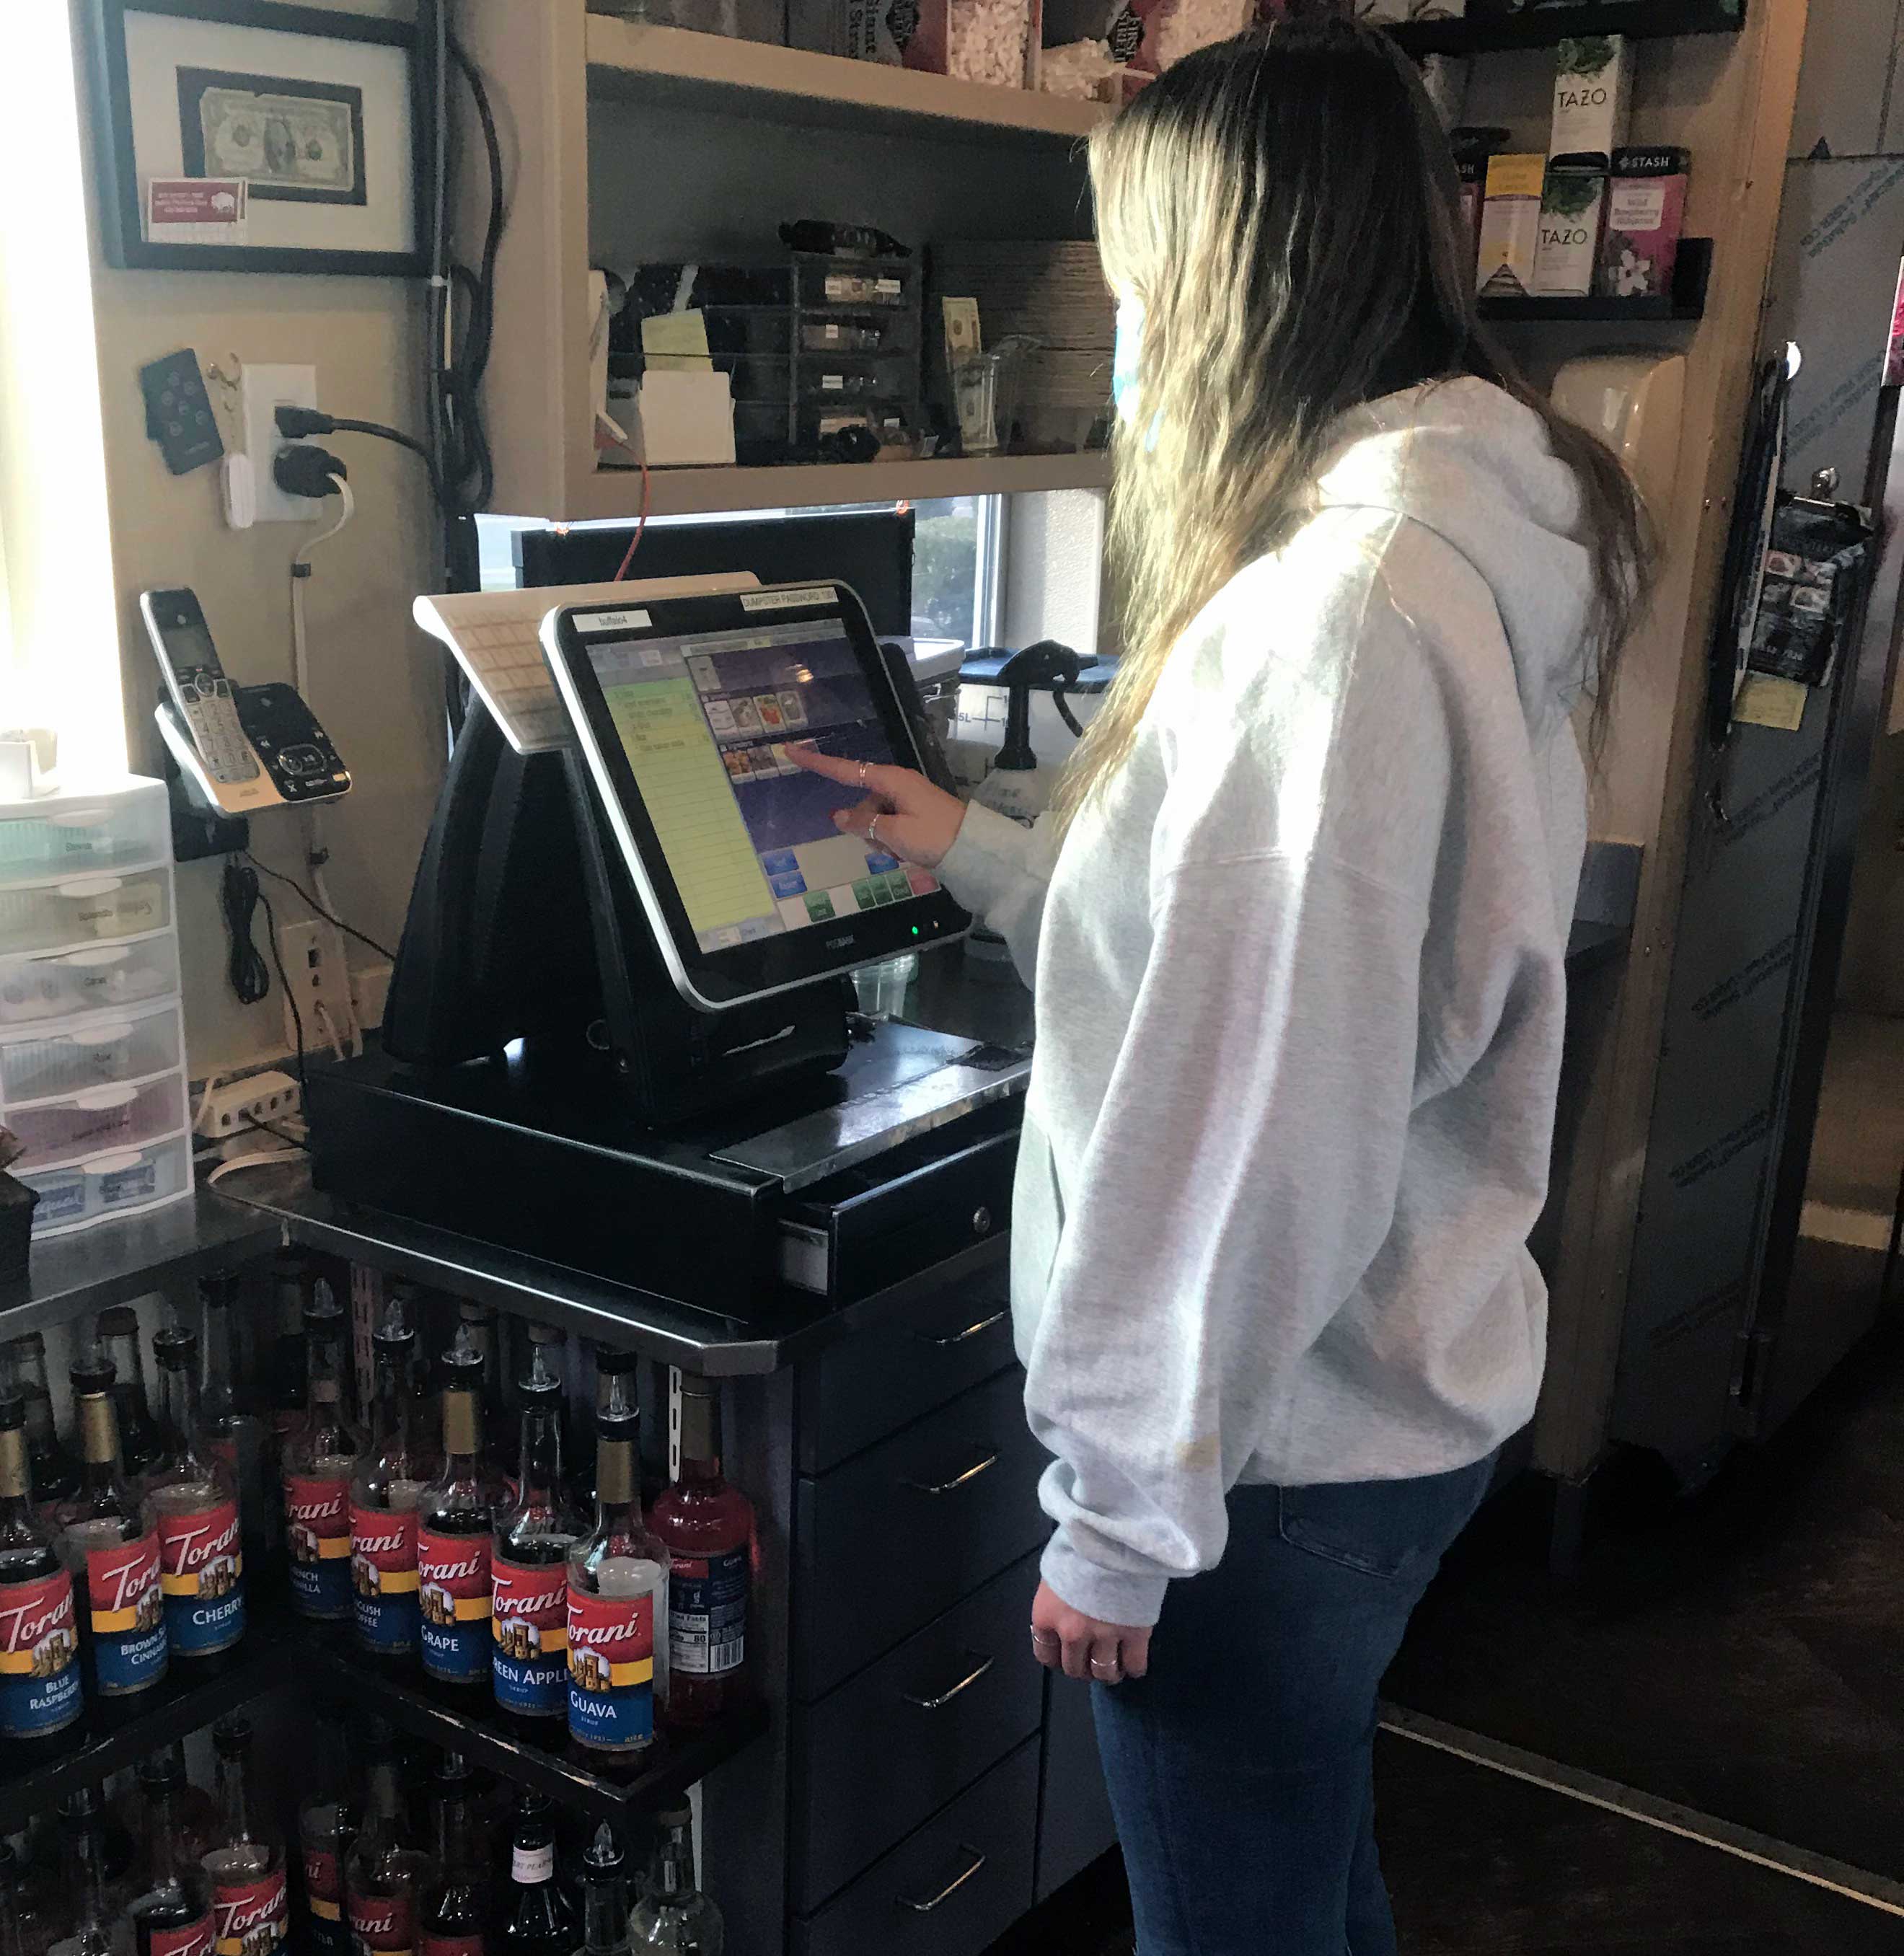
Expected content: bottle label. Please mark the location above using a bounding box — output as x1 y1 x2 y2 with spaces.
511 1843 555 1885
213 1869 288 1954
566 1587 655 1749
0 1567 83 1737
351 1502 420 1655
347 1887 413 1955
417 1528 491 1683
286 1473 353 1618
490 1555 568 1717
147 1913 215 1956
418 1938 482 1956
670 1547 747 1677
302 1846 343 1921
157 1496 245 1654
84 1530 169 1693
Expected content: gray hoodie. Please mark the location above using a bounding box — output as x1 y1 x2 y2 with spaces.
937 379 1594 1629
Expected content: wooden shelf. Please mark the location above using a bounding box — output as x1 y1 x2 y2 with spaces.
586 19 1106 141
1481 239 1712 323
575 449 1110 519
1392 0 1745 57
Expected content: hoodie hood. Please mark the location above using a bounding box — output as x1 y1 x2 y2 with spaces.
1313 377 1596 734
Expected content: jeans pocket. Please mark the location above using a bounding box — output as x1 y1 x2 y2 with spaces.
1276 1460 1494 1582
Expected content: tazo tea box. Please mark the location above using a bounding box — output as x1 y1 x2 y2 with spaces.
1551 35 1631 159
1599 146 1691 300
1477 153 1546 299
1532 154 1608 297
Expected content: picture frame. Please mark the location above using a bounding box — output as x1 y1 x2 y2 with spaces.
86 0 433 276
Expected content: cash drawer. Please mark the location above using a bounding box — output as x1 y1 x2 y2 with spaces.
793 1738 1038 1956
795 1368 1047 1699
796 1273 1016 1474
794 1551 1042 1910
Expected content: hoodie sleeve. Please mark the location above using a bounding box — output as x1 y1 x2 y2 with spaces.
935 800 1059 989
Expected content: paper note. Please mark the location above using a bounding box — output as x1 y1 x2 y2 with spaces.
641 311 713 371
146 178 247 244
1735 674 1810 732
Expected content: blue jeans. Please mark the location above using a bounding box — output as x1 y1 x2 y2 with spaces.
1091 1456 1495 1956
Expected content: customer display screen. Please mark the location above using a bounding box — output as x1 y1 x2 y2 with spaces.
584 615 943 955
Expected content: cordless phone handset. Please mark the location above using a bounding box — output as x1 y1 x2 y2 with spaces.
138 587 261 786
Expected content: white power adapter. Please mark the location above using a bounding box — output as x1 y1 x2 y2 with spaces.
199 1068 302 1139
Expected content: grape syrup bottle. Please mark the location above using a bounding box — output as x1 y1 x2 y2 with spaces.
351 1295 439 1662
416 1329 494 1691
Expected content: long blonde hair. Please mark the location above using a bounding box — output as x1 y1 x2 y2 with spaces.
1055 15 1653 828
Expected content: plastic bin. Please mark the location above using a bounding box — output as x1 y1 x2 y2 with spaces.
0 793 168 887
0 1002 183 1103
0 873 171 957
21 1134 189 1235
11 1074 186 1170
0 937 181 1026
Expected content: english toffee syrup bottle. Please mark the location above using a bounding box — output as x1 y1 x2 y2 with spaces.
127 1750 215 1956
202 1716 289 1955
566 1360 669 1755
651 1380 752 1728
1 1332 78 1504
58 1352 167 1699
297 1709 357 1956
344 1717 429 1956
283 1295 360 1622
351 1295 439 1661
146 1323 245 1659
417 1328 494 1689
490 1339 586 1721
0 1388 81 1740
418 1752 485 1956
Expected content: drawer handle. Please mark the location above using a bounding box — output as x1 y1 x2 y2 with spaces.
902 1450 998 1496
902 1651 996 1711
917 1307 1008 1348
896 1846 987 1914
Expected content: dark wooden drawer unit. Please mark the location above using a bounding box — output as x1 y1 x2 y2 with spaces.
797 1274 1016 1474
795 1368 1049 1699
793 1737 1039 1956
794 1551 1042 1910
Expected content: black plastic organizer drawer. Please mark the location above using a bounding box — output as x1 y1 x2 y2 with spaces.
793 1738 1039 1956
796 1271 1016 1474
793 1551 1042 1910
794 1368 1047 1699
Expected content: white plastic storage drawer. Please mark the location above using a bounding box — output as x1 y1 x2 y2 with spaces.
10 1075 185 1170
0 1003 182 1103
22 1135 189 1235
0 793 168 887
0 938 182 1026
0 873 171 957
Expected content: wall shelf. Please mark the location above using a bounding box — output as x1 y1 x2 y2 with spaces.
586 19 1104 143
1392 0 1745 57
1481 239 1712 323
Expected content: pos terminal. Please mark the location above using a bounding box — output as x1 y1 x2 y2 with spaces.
309 578 1029 1312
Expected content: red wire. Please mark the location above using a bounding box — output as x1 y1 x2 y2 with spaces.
613 457 651 580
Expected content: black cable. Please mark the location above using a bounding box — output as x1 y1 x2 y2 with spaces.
434 33 502 519
254 883 308 1098
219 859 270 1006
242 852 399 963
241 1114 309 1153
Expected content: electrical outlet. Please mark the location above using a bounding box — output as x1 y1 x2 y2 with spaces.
200 1070 303 1140
278 917 356 1056
242 362 319 522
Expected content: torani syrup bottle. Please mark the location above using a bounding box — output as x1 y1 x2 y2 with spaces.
297 1709 357 1956
565 1362 669 1755
47 1788 115 1956
351 1295 439 1661
417 1752 485 1956
416 1327 494 1688
0 1388 82 1739
127 1750 215 1956
97 1306 163 1479
344 1717 429 1956
454 1300 511 1499
197 1276 268 1561
1 1332 78 1504
201 1716 289 1956
283 1295 360 1622
651 1380 752 1728
146 1322 245 1658
490 1339 586 1721
58 1351 168 1699
627 1808 722 1955
578 1825 631 1956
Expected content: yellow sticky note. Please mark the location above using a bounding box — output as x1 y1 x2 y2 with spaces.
641 311 713 371
1735 675 1810 732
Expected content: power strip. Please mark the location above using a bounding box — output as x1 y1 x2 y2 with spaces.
200 1069 303 1140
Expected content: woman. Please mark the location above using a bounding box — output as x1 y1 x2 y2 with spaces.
796 18 1649 1952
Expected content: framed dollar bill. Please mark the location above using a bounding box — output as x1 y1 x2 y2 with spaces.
86 0 430 274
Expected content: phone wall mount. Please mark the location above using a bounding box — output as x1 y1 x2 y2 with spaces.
139 351 224 476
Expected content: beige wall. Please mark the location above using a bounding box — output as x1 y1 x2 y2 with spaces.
73 0 445 1076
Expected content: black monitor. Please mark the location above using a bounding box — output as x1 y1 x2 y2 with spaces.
514 509 916 638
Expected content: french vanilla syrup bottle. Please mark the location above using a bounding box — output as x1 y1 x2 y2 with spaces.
126 1750 215 1956
416 1328 494 1690
351 1295 439 1662
146 1322 246 1659
201 1716 289 1955
57 1351 168 1699
566 1364 669 1755
651 1380 752 1729
283 1295 360 1622
0 1388 82 1740
490 1339 586 1722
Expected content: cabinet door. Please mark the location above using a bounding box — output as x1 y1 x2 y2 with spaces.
1037 1663 1119 1900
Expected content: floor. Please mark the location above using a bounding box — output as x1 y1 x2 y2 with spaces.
990 1292 1904 1952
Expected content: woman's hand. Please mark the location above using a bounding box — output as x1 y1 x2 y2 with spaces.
1029 1579 1152 1685
788 744 967 870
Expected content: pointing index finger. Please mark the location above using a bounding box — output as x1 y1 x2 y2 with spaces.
786 743 860 785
